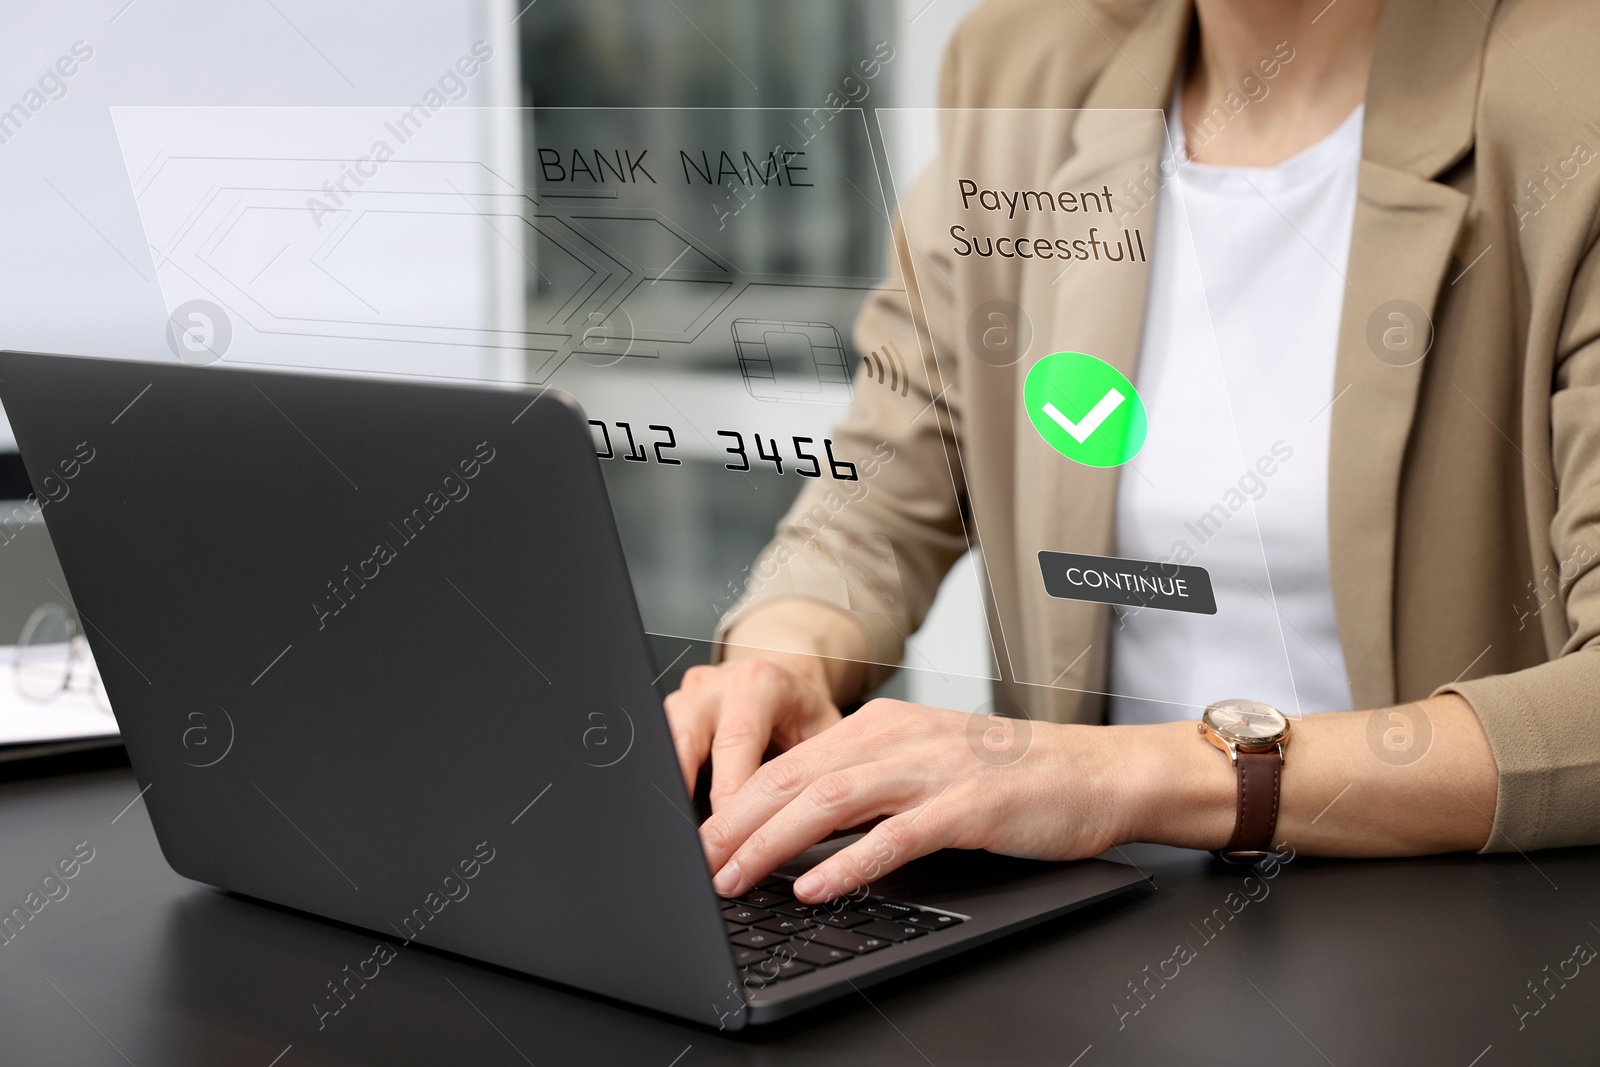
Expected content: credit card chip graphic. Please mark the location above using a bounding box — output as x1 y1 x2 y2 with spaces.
732 319 852 404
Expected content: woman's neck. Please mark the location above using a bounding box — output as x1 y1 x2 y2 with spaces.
1182 0 1386 166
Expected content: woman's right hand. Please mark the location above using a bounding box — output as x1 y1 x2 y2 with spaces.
663 655 844 812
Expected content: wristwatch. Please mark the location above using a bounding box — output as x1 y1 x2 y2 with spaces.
1198 698 1291 864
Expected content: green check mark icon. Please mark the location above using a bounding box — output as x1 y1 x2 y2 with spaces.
1024 351 1148 467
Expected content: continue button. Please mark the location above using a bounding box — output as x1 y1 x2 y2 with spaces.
1038 551 1217 615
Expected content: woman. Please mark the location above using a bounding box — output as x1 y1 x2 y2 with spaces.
666 0 1600 903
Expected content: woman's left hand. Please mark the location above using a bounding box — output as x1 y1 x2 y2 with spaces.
698 698 1138 903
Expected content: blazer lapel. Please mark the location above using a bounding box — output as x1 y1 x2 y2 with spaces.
1014 1 1188 708
1327 0 1490 708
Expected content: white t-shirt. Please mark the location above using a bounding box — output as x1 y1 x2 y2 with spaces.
1106 101 1362 725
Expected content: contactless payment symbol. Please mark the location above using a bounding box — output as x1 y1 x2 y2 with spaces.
1024 351 1147 467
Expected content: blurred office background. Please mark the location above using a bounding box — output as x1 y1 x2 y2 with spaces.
0 0 988 709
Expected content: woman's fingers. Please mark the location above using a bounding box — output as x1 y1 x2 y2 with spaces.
708 764 915 896
662 659 836 803
662 669 717 792
706 708 776 814
701 737 880 882
705 662 796 811
701 747 820 877
703 704 958 894
696 700 1113 905
791 803 953 903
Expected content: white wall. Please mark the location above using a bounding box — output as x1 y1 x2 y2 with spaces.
0 0 522 442
891 0 985 179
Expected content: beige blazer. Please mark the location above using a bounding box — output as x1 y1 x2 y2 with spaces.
722 0 1600 853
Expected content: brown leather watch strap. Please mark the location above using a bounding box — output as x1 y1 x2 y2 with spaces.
1219 748 1282 863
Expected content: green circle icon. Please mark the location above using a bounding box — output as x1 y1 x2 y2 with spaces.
1023 351 1147 467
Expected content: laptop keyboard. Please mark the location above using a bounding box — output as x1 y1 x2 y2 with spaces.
724 876 965 989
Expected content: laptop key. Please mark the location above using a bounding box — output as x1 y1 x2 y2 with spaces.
856 899 916 919
729 928 789 949
807 909 870 929
723 905 773 925
806 927 891 954
904 910 963 930
724 919 749 935
856 919 927 942
732 945 773 967
755 916 807 936
738 889 788 908
742 957 815 987
771 900 822 919
789 941 857 968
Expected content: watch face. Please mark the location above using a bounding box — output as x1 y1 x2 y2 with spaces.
1203 699 1288 743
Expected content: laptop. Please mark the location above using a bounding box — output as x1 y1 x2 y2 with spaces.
0 349 1149 1029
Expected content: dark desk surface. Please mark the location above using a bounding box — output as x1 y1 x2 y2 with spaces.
3 764 1598 1067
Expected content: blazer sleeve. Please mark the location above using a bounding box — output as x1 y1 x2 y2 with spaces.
712 47 974 695
1440 227 1600 853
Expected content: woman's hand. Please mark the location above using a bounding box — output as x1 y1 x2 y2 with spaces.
664 598 871 812
663 657 844 811
698 698 1138 903
692 688 1500 896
